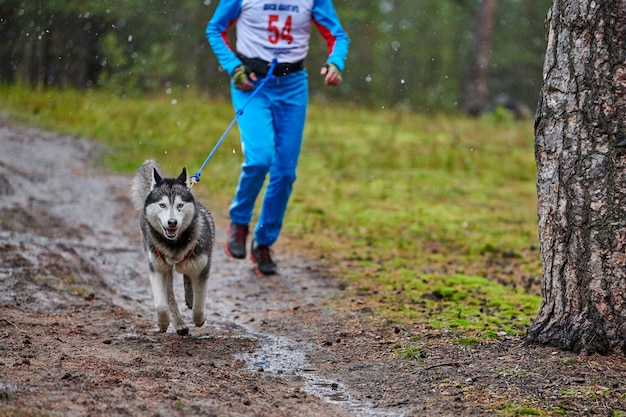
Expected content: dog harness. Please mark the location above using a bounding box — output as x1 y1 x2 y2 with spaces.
154 243 197 265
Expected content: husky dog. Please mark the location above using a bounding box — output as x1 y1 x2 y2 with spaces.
130 160 215 335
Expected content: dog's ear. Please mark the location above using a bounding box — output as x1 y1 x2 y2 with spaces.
177 167 189 188
152 167 163 188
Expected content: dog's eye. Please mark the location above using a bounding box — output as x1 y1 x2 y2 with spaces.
159 203 166 208
177 203 184 211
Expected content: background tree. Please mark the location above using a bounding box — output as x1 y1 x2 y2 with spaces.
463 0 497 116
529 0 626 354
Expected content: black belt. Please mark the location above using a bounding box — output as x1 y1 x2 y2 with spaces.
237 54 304 77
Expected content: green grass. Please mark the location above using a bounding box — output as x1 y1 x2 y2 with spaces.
0 85 542 338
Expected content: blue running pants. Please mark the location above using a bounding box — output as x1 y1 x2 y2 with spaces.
228 70 309 246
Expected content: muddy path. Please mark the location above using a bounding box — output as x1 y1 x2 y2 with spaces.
2 121 626 417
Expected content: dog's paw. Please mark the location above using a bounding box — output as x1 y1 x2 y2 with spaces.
157 311 170 332
192 311 205 328
176 326 189 336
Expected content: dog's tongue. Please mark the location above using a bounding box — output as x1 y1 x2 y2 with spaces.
166 227 177 238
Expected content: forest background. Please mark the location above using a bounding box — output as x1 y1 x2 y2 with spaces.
0 0 551 115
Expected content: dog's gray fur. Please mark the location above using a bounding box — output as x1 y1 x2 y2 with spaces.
131 160 215 335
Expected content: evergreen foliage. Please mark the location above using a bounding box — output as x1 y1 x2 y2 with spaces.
0 0 550 112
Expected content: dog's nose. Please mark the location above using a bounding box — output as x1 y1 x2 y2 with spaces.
168 218 177 228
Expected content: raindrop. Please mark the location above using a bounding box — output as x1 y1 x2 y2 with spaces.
128 35 133 42
379 0 394 13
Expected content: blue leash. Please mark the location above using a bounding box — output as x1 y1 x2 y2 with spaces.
190 58 278 187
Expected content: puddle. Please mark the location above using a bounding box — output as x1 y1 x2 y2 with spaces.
303 375 403 417
117 333 157 342
0 382 34 394
238 331 405 417
240 332 306 374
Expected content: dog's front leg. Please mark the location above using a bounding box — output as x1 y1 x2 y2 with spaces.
191 274 208 328
166 274 189 336
149 269 170 332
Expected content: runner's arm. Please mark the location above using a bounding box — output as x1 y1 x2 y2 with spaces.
312 0 350 71
206 0 243 75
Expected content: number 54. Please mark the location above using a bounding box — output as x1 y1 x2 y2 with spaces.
268 14 293 45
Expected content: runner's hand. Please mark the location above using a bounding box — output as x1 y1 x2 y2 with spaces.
231 65 256 91
321 63 343 86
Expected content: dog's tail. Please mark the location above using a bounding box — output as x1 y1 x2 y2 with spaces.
130 159 163 211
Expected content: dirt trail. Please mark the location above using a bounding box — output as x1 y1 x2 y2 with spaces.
2 121 626 417
0 122 408 417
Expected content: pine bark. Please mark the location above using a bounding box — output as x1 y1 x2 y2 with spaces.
529 0 626 354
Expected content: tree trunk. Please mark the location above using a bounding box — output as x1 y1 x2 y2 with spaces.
464 0 497 116
529 0 626 354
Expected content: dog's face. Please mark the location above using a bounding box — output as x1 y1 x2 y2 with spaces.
144 167 195 240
